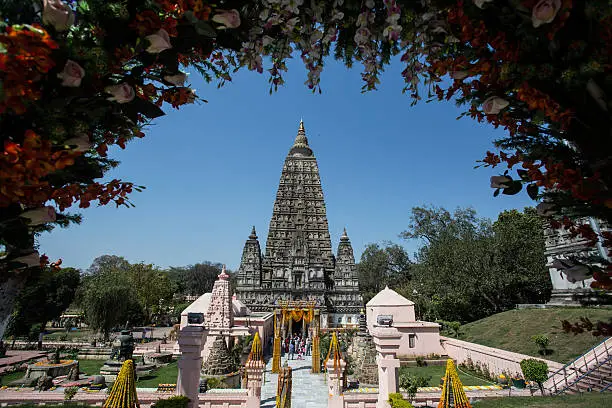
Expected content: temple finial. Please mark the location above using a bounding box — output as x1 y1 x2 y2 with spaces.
299 119 305 132
219 264 229 280
340 227 349 241
290 119 312 156
250 225 257 239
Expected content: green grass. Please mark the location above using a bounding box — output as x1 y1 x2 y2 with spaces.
458 308 611 363
78 359 106 376
136 361 178 388
44 328 93 341
472 393 612 407
399 365 491 387
0 370 27 385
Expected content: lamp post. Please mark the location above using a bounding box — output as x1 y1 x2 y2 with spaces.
412 289 420 320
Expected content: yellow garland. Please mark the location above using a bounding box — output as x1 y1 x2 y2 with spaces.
323 331 342 374
246 331 263 363
103 360 139 408
276 365 292 408
438 359 471 408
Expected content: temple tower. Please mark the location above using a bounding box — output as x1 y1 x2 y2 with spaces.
235 121 362 327
206 265 233 328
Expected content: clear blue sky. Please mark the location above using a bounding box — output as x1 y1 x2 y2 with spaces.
38 56 533 271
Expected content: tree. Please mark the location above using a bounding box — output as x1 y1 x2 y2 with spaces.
357 243 412 303
6 267 80 340
398 206 551 323
167 262 223 297
127 263 175 324
520 358 549 395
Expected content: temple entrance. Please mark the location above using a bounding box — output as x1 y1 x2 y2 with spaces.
271 301 321 374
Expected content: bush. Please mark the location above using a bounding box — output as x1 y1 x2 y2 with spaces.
415 356 426 367
388 393 414 408
531 334 551 355
64 386 79 401
398 374 429 401
152 396 190 408
520 359 548 395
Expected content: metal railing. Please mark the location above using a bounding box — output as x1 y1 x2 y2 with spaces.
545 337 612 395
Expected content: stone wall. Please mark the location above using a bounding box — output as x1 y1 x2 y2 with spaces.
440 336 563 378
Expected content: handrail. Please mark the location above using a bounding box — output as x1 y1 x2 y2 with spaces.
546 337 611 394
547 337 611 381
601 380 612 393
554 353 612 395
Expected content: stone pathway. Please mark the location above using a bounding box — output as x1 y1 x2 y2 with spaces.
260 356 328 408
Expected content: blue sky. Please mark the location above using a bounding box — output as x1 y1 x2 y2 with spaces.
38 56 533 271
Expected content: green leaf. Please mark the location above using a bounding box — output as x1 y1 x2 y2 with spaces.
502 181 523 195
526 184 539 200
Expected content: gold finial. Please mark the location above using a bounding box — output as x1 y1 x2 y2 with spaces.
299 119 305 133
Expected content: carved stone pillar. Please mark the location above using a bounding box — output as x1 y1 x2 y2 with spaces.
245 359 265 397
326 358 346 408
370 327 402 408
176 326 208 408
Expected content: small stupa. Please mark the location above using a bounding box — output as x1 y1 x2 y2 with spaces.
347 312 378 385
202 336 237 376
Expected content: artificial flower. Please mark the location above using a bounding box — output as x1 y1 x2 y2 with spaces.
20 206 56 225
212 9 241 29
482 96 509 115
164 72 188 86
105 83 135 103
532 0 562 28
145 29 172 53
42 0 75 32
57 60 85 87
490 175 512 189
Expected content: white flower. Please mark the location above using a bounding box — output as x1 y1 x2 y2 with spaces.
20 206 56 225
473 0 494 9
532 0 562 28
105 83 135 104
42 0 75 32
12 251 41 267
482 96 510 115
57 60 85 87
64 134 92 152
212 9 241 29
536 202 556 217
490 175 512 189
145 29 172 54
164 72 188 86
354 27 371 45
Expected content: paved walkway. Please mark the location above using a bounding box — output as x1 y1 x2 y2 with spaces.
260 356 328 408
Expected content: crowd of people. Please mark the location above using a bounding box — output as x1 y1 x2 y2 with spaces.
283 334 312 360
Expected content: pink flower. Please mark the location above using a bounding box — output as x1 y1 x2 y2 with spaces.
164 72 188 86
473 0 494 8
482 96 509 115
212 9 241 29
64 134 92 152
105 83 135 104
11 251 41 267
145 29 172 53
532 0 562 28
490 175 512 189
42 0 75 32
20 206 56 225
57 60 85 87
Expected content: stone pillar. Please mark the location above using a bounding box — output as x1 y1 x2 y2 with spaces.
370 327 402 408
176 325 208 408
326 358 346 408
245 360 265 397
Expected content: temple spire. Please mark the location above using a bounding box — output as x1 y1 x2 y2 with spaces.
249 225 257 240
290 120 312 156
341 227 349 241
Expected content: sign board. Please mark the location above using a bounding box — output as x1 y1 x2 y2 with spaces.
187 312 204 325
376 314 393 326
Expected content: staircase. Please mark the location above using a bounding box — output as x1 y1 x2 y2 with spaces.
544 337 612 394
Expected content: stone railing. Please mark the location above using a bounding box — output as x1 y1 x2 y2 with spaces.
440 336 562 378
342 391 378 408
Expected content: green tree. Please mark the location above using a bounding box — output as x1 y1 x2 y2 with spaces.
127 263 175 324
357 243 412 303
166 262 223 296
6 267 80 341
520 359 549 395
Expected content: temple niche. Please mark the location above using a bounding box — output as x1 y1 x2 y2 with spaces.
235 121 363 327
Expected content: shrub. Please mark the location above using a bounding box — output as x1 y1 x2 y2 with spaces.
64 386 79 401
399 374 429 401
532 335 551 355
520 359 548 395
152 396 190 408
388 393 414 408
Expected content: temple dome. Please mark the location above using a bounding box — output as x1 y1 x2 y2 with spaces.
289 120 313 157
366 286 414 307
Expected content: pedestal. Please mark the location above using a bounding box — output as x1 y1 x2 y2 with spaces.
370 327 402 408
245 360 265 397
176 326 208 408
326 359 346 408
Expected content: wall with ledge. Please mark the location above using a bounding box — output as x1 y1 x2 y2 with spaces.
440 336 563 378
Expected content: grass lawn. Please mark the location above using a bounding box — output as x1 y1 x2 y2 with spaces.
399 365 492 387
44 328 93 341
136 361 178 387
0 370 27 385
472 393 612 407
78 359 106 376
458 308 611 363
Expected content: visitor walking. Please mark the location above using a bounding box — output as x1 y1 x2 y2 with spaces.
289 341 295 360
306 338 311 356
